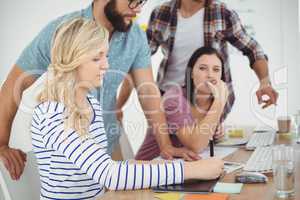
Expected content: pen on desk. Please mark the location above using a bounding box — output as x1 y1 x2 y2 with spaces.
209 139 214 157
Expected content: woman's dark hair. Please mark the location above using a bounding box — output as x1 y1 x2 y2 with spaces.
185 46 225 105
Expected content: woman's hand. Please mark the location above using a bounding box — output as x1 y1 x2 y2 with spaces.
206 80 228 109
184 157 224 180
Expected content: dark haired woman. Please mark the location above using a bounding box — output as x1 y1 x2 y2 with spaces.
135 46 228 160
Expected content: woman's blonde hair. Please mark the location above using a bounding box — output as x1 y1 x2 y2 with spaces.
38 18 108 137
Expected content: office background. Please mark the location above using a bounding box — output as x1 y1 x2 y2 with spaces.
0 0 299 153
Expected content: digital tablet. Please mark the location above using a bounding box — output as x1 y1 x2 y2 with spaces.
152 178 219 194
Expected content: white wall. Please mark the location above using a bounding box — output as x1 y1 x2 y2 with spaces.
0 0 299 153
0 0 92 151
0 0 92 83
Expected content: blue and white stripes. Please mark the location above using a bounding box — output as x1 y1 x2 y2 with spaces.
31 95 184 199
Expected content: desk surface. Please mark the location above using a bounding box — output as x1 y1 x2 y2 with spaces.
100 134 300 200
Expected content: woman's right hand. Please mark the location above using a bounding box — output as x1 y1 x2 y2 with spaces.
207 80 228 109
184 157 224 180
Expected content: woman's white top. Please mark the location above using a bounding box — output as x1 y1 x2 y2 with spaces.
31 95 184 199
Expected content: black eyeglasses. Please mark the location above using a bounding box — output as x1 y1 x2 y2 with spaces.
128 0 147 9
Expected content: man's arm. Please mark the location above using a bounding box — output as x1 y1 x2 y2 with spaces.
0 65 36 180
0 12 55 180
130 67 199 161
252 59 278 108
224 8 278 108
115 75 134 122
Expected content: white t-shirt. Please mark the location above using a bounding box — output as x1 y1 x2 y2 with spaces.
160 8 205 91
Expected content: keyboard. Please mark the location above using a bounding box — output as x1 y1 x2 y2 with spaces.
246 131 276 150
244 146 273 173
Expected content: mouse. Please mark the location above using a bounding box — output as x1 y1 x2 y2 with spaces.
235 172 268 183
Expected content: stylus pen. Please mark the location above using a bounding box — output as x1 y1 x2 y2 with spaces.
209 139 214 157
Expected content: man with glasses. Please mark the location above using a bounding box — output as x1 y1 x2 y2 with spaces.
0 0 197 180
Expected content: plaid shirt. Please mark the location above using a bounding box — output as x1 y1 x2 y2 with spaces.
146 0 267 120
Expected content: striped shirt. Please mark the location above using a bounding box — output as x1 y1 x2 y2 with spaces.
31 95 184 200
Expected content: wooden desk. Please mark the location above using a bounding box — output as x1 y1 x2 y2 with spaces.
100 134 300 200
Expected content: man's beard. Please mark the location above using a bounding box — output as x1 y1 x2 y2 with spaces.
104 0 132 32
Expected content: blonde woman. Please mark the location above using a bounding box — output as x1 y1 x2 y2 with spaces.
31 18 224 199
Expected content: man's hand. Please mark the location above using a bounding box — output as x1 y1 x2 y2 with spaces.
160 144 201 161
0 65 34 180
0 145 27 180
116 109 123 123
256 83 278 109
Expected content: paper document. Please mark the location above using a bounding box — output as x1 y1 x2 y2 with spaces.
223 161 244 174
